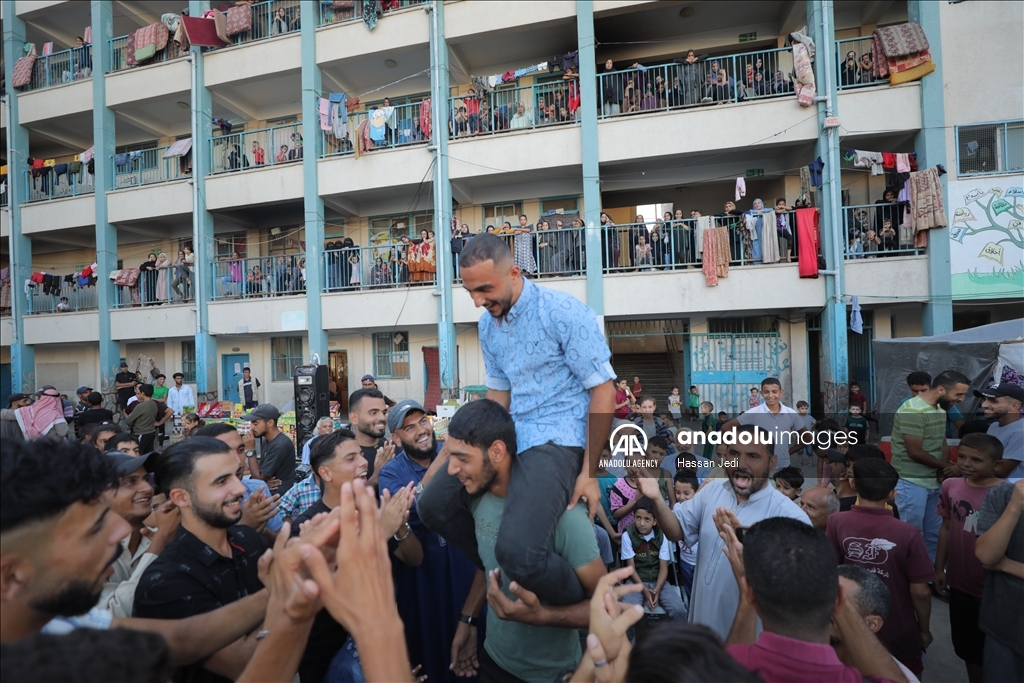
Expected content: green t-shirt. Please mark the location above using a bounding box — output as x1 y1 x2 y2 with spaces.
890 395 946 489
152 386 168 401
471 494 599 682
702 413 718 460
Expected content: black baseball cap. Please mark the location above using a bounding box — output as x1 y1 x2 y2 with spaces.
974 382 1024 403
387 399 427 433
242 404 281 422
106 451 154 477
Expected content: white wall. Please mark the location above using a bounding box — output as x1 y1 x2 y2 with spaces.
18 80 92 124
106 59 190 108
21 195 95 233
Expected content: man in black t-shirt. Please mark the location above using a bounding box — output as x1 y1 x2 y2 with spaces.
114 361 138 410
242 404 296 494
348 388 394 488
76 391 114 429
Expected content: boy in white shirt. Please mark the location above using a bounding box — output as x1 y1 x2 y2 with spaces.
620 497 686 620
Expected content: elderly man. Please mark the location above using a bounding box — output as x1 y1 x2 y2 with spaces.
301 417 335 469
800 486 841 533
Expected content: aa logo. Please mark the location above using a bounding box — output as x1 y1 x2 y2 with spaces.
609 423 648 458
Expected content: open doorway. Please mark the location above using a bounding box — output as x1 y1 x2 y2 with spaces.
329 351 348 413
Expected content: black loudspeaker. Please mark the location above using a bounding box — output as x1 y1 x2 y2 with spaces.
294 364 330 450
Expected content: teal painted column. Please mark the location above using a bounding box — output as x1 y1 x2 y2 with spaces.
190 0 218 398
2 2 35 391
808 0 849 417
92 1 121 393
576 0 603 316
300 9 327 360
429 0 457 401
909 0 953 335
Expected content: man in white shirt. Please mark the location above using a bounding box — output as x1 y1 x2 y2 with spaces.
638 424 810 639
165 372 195 415
723 377 807 470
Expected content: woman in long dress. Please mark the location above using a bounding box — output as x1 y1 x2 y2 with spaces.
154 253 172 302
513 221 537 275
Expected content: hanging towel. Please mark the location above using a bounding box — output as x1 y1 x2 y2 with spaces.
796 208 820 278
163 138 193 158
808 157 824 188
362 0 380 30
702 227 721 287
895 153 911 173
852 150 883 176
115 153 129 166
470 75 492 95
881 152 896 169
789 26 816 59
760 212 781 264
849 295 863 334
420 99 432 138
83 26 92 44
842 149 856 163
908 167 947 232
695 215 712 255
735 177 746 201
332 103 346 138
82 147 94 163
799 165 812 201
319 97 332 130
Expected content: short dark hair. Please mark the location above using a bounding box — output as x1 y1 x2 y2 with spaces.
838 565 890 621
105 433 139 453
796 400 809 409
761 377 782 389
447 399 517 460
959 432 1004 461
736 422 772 447
958 420 992 439
851 458 899 502
625 621 762 683
0 628 172 683
458 234 513 270
633 497 656 516
152 437 232 496
775 197 787 205
932 370 970 390
348 388 384 413
638 395 656 406
242 367 251 372
648 435 669 451
310 428 357 474
83 422 121 443
906 371 931 387
172 372 184 379
815 418 841 432
137 383 154 398
743 517 838 634
192 422 238 439
673 469 699 490
843 443 886 466
87 391 103 406
718 411 727 418
772 466 804 490
1 439 118 535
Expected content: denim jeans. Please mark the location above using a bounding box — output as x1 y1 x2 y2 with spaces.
325 637 363 683
622 581 687 620
983 635 1024 683
894 479 942 562
418 441 585 606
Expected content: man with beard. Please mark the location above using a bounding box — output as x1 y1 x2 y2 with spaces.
348 388 395 488
890 369 970 561
242 404 295 495
975 382 1024 480
0 439 272 667
379 399 480 683
419 234 615 609
134 438 269 683
637 424 810 639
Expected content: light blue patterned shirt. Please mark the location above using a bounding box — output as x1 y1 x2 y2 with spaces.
478 278 615 452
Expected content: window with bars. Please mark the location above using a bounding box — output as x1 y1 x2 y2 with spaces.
541 196 580 215
271 337 304 381
373 332 410 379
957 121 1024 176
214 233 247 259
708 316 778 334
483 202 523 230
181 341 196 383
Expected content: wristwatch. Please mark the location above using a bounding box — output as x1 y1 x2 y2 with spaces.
245 450 257 458
458 613 477 627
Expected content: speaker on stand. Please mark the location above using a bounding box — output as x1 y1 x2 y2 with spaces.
294 364 330 455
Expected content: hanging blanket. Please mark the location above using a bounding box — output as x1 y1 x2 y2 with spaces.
12 45 37 88
871 35 890 79
889 60 935 86
125 30 138 68
701 227 730 286
420 98 432 138
761 212 781 264
908 167 947 232
225 4 252 36
796 208 820 278
874 23 929 58
180 15 229 47
792 43 816 107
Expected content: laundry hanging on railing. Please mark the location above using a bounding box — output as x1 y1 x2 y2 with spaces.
907 166 947 233
872 22 934 85
163 138 193 158
477 61 551 88
362 0 382 30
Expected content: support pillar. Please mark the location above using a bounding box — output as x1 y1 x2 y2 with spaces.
92 0 121 393
429 0 457 402
808 0 849 418
909 0 953 335
577 0 604 317
2 2 34 391
301 9 327 360
190 0 218 399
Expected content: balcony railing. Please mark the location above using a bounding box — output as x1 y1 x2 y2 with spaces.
113 147 191 188
842 203 926 259
597 46 795 118
25 46 93 92
27 281 97 315
319 0 426 27
222 0 302 46
323 243 438 292
449 80 581 139
209 123 303 175
108 35 185 72
321 102 427 158
212 254 306 300
114 267 192 308
23 169 95 203
835 37 887 91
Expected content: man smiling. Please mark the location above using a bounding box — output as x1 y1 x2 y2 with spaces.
638 424 810 639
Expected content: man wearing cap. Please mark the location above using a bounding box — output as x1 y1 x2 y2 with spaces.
360 374 396 408
166 372 196 416
100 452 180 617
114 362 138 411
242 404 295 494
379 400 479 683
978 383 1024 481
77 391 114 429
74 386 93 416
237 367 261 411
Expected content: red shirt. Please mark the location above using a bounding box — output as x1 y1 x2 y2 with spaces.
614 388 631 418
728 631 896 683
936 478 996 597
826 506 934 666
849 391 868 411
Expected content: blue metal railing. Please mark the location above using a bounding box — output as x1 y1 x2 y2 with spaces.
23 168 95 203
209 123 303 175
222 0 302 46
835 37 885 90
108 35 185 72
27 280 98 315
319 0 427 27
842 203 925 259
25 46 93 91
212 254 306 299
448 80 581 139
113 147 191 188
114 267 186 308
322 243 437 291
597 46 794 118
321 101 426 157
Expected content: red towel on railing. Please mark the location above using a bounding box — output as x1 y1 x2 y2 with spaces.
420 99 432 138
796 208 820 278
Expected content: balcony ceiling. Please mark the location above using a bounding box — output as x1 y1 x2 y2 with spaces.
114 94 193 144
447 20 579 76
27 110 92 158
321 46 433 102
21 0 184 51
209 70 303 124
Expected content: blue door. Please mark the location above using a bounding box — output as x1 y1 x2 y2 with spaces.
221 354 249 404
689 333 790 416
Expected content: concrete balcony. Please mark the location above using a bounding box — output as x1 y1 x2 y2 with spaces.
20 194 95 234
108 179 192 224
17 77 92 124
204 162 303 211
0 316 13 347
845 254 930 303
23 309 99 345
106 57 190 109
111 302 196 341
206 295 308 336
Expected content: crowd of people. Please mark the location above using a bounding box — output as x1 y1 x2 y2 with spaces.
1 234 1021 683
